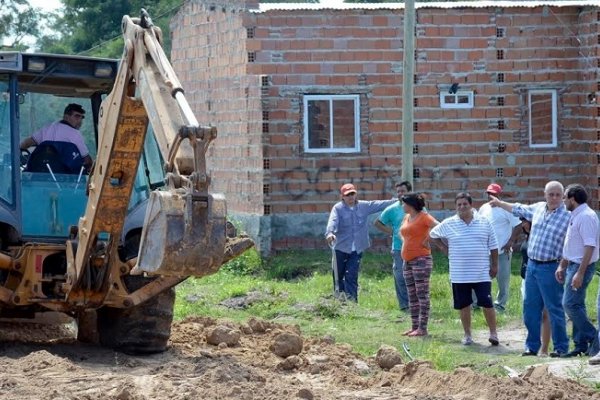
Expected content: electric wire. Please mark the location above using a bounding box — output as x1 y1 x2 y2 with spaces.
77 1 185 56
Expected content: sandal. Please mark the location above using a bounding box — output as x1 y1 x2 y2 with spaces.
488 334 499 346
408 329 428 337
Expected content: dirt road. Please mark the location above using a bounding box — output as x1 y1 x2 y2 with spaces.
0 316 598 400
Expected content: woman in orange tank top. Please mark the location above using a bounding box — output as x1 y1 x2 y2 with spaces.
399 193 439 337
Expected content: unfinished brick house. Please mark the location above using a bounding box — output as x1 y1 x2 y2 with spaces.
170 0 599 254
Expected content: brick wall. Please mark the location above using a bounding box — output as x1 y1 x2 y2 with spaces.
410 5 598 210
171 0 263 216
573 7 600 210
172 2 599 254
249 8 405 218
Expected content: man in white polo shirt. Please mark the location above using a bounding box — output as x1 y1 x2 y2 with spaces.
430 192 500 346
555 184 599 360
478 183 522 312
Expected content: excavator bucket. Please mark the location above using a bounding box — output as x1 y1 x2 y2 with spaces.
135 190 229 277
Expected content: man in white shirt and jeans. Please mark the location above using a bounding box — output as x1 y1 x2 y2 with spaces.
479 183 522 312
554 184 599 360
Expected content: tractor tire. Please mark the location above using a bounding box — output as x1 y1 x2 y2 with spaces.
96 276 175 355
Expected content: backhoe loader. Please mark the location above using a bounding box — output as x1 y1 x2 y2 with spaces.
0 10 253 354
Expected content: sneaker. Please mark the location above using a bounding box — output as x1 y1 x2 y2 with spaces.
560 350 585 358
589 353 600 366
493 303 506 313
462 336 474 346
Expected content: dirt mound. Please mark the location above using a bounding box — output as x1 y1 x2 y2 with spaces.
0 317 598 399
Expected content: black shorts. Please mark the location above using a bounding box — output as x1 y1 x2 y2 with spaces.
451 282 493 310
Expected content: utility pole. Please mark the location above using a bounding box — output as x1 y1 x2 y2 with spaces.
401 0 415 185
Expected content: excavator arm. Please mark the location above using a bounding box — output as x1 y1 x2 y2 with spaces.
64 10 252 304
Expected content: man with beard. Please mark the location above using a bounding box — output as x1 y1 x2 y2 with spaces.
555 184 599 358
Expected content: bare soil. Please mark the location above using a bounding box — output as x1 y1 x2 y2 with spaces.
0 316 599 400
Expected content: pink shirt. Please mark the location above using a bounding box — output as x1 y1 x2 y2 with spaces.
32 121 90 157
562 203 599 264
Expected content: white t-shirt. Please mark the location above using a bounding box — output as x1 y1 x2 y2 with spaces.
478 203 521 254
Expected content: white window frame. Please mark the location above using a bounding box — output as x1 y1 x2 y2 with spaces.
439 91 474 109
528 89 557 148
303 94 360 153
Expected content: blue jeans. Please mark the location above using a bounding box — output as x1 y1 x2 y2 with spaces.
523 259 569 354
392 250 409 310
563 261 597 353
334 250 362 302
594 286 600 356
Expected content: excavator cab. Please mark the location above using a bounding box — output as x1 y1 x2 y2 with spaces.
0 53 163 240
0 52 121 241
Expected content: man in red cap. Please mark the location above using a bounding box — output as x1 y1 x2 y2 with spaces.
325 183 396 302
479 183 522 311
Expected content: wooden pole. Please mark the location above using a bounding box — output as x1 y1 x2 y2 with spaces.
401 0 415 186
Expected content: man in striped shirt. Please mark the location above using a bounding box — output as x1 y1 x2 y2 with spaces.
489 181 570 357
430 192 500 346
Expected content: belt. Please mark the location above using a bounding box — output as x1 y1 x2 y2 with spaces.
530 258 558 263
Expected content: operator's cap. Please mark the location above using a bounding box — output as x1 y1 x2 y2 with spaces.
340 183 357 196
486 183 502 195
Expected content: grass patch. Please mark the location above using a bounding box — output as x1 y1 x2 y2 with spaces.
175 249 599 376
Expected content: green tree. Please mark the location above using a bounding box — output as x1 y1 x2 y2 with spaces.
0 0 47 50
40 0 182 58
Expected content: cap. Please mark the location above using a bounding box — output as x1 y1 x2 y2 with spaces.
486 183 502 195
340 183 357 196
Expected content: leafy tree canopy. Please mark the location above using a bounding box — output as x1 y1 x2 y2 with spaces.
40 0 182 58
0 0 48 50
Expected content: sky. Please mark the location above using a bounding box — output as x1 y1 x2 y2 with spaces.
5 0 64 49
29 0 62 12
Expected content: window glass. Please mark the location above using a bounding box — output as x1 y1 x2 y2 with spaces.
440 91 473 109
18 93 96 157
307 99 330 149
332 100 356 148
0 75 12 204
304 95 359 153
528 90 557 148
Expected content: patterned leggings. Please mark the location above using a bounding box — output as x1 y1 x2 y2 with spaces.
403 255 433 331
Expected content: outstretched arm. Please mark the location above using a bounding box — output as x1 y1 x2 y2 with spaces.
487 195 515 213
